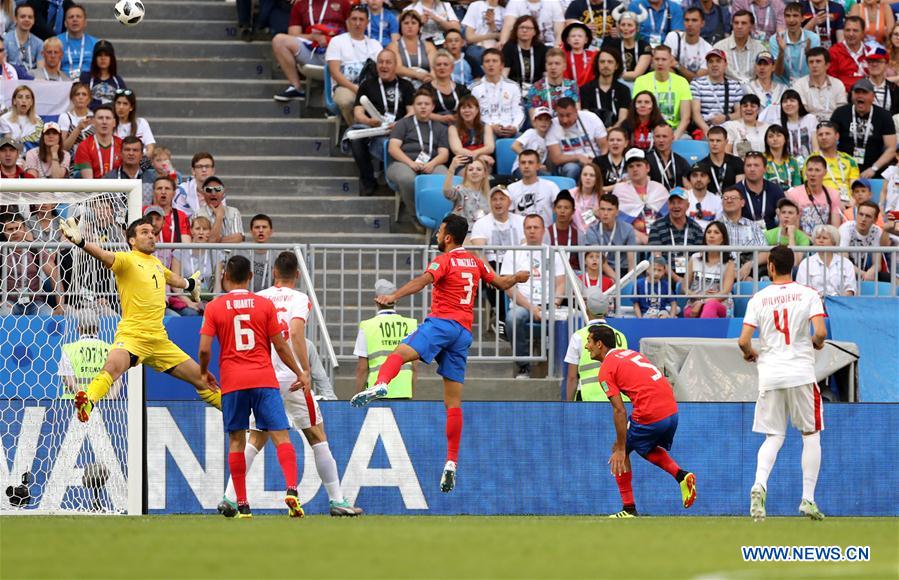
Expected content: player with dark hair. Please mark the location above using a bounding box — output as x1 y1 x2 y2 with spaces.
739 245 828 522
58 216 220 422
350 214 529 492
585 325 697 518
199 255 307 519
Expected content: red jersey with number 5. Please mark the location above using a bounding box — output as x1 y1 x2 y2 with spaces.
425 247 495 331
200 289 281 394
598 349 677 424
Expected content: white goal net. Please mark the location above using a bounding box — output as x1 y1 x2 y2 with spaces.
0 180 143 515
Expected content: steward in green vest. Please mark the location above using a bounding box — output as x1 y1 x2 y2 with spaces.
58 313 111 400
564 287 628 402
355 280 417 399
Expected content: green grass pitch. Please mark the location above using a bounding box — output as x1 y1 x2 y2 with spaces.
2 516 897 579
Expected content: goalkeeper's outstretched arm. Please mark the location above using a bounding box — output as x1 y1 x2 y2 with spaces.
58 218 116 268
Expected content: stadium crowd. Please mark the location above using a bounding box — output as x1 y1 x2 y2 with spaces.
1 0 898 332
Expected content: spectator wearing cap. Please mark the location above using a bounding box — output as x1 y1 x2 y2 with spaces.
647 123 690 191
611 147 669 244
79 40 125 108
769 2 821 84
838 200 892 281
685 163 723 228
579 48 631 130
827 15 867 92
54 4 96 78
546 97 608 181
842 178 886 226
793 46 848 121
23 122 69 178
648 188 705 284
72 104 120 179
195 176 245 244
142 204 179 280
3 4 42 72
510 106 552 178
354 279 418 399
507 149 560 226
561 21 597 88
765 197 813 250
0 136 31 179
796 224 857 296
633 257 679 319
631 45 693 138
718 185 769 280
745 51 788 109
584 192 639 276
548 190 581 269
699 126 745 195
104 135 142 181
723 94 771 157
866 45 899 114
730 0 785 42
732 150 785 229
830 78 897 177
806 120 858 202
712 9 766 84
325 6 384 127
664 7 714 82
689 49 744 137
563 287 627 401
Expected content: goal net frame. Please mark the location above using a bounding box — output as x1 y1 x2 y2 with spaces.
0 178 144 516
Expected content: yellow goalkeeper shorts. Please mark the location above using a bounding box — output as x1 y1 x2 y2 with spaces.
113 331 191 373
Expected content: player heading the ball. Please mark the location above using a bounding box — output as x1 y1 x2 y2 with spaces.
199 255 308 519
350 214 530 493
58 216 221 422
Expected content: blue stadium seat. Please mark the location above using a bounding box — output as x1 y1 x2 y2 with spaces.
322 65 340 118
859 281 893 296
542 176 577 192
868 179 884 204
732 280 771 317
672 140 710 165
495 138 517 176
415 174 460 234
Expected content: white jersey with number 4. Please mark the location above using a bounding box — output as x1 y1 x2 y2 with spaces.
257 285 311 383
743 282 825 391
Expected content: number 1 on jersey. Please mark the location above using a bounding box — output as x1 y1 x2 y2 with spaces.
460 272 474 305
773 308 791 345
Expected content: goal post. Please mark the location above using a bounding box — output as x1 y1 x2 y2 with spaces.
0 179 143 515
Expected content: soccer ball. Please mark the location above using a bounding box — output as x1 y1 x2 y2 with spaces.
114 0 145 26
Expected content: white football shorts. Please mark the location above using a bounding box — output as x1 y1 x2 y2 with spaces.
249 380 323 431
753 383 824 436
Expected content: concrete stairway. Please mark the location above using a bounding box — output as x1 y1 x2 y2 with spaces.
85 0 421 244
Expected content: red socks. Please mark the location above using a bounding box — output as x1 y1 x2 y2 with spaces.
276 442 298 490
375 353 404 386
645 447 681 479
228 452 247 505
446 407 463 463
614 470 634 506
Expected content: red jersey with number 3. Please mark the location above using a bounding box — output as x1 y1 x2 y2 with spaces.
598 349 678 424
200 289 281 394
426 247 495 331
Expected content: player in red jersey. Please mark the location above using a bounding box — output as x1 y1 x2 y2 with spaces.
350 214 529 492
199 255 309 519
586 325 697 518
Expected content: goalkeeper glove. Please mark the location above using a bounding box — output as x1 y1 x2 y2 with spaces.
58 217 85 248
185 271 202 302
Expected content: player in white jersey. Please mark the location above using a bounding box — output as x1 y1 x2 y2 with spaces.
739 245 828 522
219 251 362 517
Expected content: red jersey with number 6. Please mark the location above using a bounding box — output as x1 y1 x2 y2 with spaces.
200 289 281 394
425 247 495 331
598 349 678 424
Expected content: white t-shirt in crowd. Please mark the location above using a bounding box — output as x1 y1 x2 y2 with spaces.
880 164 899 212
470 211 526 261
257 285 311 382
461 1 505 39
324 33 383 88
664 32 713 75
686 189 723 230
408 0 459 42
115 118 156 149
507 177 559 225
512 128 548 172
743 281 825 391
504 0 564 46
545 110 607 159
499 243 566 305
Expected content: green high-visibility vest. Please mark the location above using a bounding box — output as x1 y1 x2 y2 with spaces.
60 337 111 400
576 322 628 402
359 312 417 399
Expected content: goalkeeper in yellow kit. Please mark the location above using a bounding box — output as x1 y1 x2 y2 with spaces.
59 216 221 422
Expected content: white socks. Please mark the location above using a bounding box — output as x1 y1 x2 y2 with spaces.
754 434 785 491
801 432 822 503
312 441 344 503
224 443 261 503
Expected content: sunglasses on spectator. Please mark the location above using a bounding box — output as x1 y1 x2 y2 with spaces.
744 151 765 160
816 121 836 130
350 3 368 12
204 185 224 193
115 89 134 96
722 195 742 202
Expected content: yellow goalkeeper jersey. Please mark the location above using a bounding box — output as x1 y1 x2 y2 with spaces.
111 250 173 336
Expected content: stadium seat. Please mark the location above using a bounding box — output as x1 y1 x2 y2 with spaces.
672 140 710 164
495 138 517 176
868 179 884 204
322 65 339 118
319 65 341 148
415 174 460 235
384 140 401 221
859 281 893 296
732 280 771 317
542 176 577 191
